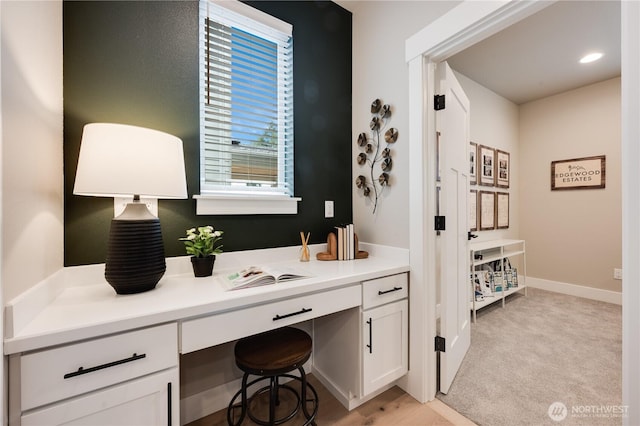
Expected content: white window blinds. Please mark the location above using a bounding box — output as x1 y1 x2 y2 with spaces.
199 0 294 197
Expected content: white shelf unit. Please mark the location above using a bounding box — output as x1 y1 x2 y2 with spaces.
470 239 527 322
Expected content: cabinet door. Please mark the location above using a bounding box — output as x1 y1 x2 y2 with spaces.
362 299 408 396
21 368 179 426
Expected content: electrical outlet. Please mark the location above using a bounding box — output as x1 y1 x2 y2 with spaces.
614 268 623 280
325 200 334 218
114 197 158 217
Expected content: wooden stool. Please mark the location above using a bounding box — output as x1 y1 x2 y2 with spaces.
227 327 318 425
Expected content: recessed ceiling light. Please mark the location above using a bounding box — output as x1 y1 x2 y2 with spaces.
580 52 603 64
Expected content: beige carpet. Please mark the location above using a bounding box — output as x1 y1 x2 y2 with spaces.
438 288 622 426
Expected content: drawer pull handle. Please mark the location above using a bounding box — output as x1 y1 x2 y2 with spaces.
63 353 147 379
378 286 402 295
273 308 312 321
366 318 373 353
167 382 172 426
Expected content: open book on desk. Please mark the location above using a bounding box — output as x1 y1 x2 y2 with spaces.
222 265 309 290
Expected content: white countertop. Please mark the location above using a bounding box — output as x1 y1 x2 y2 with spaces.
4 243 409 355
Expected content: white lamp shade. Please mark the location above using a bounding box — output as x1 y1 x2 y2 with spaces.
73 123 188 199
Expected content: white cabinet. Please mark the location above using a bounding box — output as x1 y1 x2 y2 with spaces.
21 368 178 426
13 323 179 426
361 274 408 396
470 239 527 322
312 273 408 410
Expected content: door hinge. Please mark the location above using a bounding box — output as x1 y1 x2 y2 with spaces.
434 94 445 110
435 336 446 352
435 216 446 231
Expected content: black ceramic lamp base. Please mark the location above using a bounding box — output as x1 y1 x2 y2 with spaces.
105 202 166 295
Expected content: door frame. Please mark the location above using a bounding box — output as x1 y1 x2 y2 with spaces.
402 2 640 423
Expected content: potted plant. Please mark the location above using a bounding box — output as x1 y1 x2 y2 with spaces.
180 226 223 277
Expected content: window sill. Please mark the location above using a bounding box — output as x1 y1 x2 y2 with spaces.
194 194 302 215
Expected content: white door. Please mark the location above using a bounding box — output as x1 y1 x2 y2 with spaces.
436 61 471 394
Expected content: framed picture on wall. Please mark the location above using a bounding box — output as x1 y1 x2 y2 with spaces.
479 145 495 186
479 190 496 230
496 192 509 229
469 189 478 231
470 142 477 185
496 150 510 188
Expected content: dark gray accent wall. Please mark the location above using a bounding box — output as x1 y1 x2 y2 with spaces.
63 1 352 266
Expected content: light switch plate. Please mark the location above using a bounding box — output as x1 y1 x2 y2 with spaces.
325 200 334 218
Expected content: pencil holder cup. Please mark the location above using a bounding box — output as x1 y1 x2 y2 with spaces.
300 246 310 262
300 231 310 262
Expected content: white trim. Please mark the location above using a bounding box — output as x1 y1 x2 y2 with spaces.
405 0 552 63
622 1 640 424
194 194 301 215
406 0 638 414
404 0 567 404
398 56 436 404
208 0 292 41
526 277 621 306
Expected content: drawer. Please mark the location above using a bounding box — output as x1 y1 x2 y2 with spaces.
181 284 361 354
21 323 177 410
362 273 408 310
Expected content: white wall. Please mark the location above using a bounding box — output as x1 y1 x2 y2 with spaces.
337 0 460 248
454 71 520 242
1 1 64 302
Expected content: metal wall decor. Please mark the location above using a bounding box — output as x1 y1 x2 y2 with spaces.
355 98 398 213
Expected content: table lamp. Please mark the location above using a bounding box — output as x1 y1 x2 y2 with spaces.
73 123 188 294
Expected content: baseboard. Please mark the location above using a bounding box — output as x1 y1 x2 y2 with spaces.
311 365 352 408
526 276 621 305
311 364 399 411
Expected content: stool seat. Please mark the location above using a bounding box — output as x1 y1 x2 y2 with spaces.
227 327 318 425
235 327 312 375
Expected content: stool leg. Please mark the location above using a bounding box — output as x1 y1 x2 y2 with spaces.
227 372 250 426
298 366 316 424
269 376 277 425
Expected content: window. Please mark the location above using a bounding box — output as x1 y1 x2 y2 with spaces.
197 0 299 214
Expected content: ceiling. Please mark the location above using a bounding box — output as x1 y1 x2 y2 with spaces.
447 0 621 105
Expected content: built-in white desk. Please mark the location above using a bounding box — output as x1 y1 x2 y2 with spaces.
4 243 409 425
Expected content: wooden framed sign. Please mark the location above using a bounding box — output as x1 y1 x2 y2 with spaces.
551 155 606 190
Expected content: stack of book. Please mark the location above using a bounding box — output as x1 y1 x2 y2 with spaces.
335 224 355 260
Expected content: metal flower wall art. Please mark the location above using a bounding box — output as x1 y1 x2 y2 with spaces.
355 98 398 213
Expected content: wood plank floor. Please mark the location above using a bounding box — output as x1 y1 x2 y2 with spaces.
186 374 476 425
